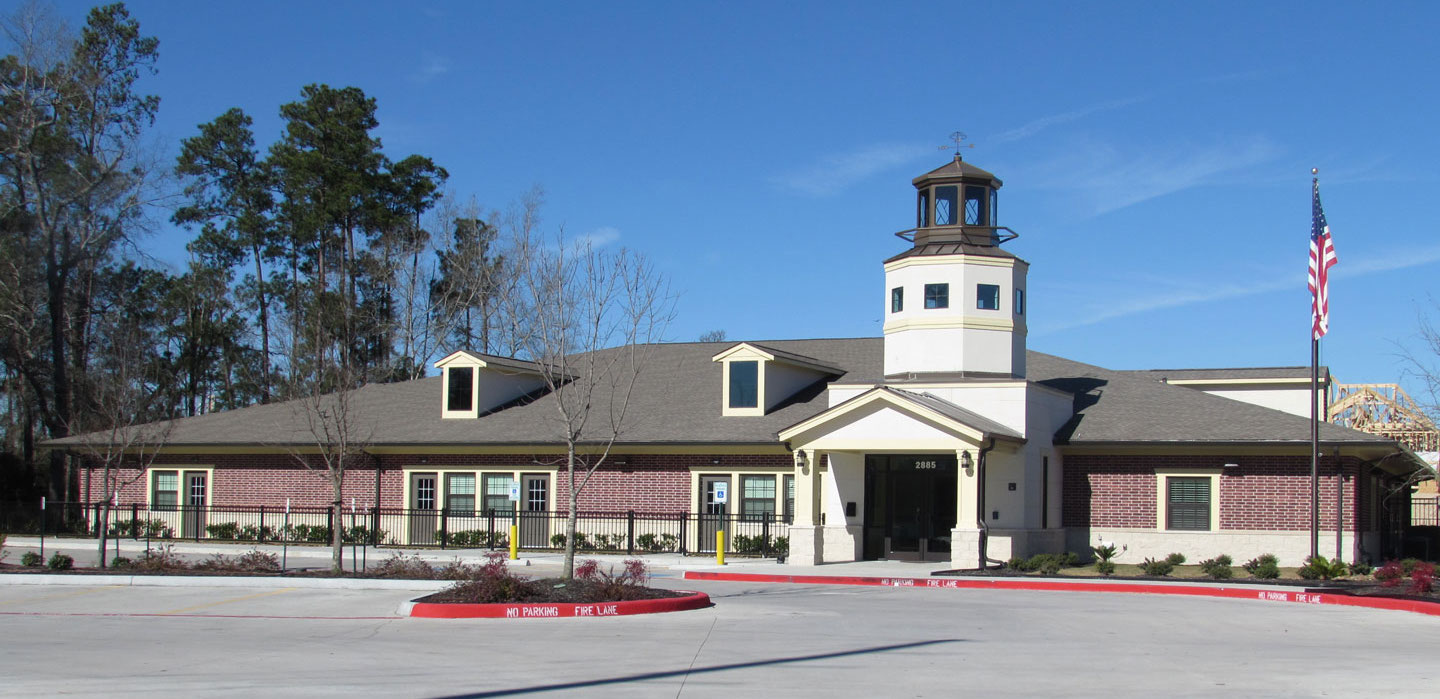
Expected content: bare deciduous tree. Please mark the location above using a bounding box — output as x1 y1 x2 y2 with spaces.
505 230 675 580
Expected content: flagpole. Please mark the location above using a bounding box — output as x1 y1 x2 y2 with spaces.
1308 167 1321 561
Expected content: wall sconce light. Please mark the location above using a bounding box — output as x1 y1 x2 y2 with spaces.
794 450 809 475
960 451 974 475
419 457 429 464
710 457 721 465
1223 463 1239 469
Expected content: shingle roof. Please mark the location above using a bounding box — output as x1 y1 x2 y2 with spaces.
46 338 1397 450
1136 366 1322 381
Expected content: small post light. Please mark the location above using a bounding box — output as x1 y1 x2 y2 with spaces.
795 450 809 475
960 451 974 475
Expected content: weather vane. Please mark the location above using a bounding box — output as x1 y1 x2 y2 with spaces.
940 131 974 158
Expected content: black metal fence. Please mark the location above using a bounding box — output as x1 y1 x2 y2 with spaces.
5 501 792 558
1413 498 1440 527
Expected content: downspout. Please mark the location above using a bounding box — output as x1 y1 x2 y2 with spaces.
976 437 1003 568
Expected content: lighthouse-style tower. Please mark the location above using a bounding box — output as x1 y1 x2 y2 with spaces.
882 154 1028 378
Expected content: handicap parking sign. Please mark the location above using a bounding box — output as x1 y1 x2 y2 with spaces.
713 482 728 504
509 484 521 501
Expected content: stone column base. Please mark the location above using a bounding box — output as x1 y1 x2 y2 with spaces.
787 525 824 565
949 528 983 570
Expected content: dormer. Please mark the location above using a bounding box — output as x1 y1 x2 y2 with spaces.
434 350 553 418
711 343 843 416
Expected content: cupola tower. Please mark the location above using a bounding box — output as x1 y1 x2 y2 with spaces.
882 153 1028 378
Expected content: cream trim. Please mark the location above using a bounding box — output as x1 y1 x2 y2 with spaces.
433 350 488 369
398 464 560 512
779 389 991 445
147 444 792 456
687 467 791 518
145 465 215 508
882 316 1020 333
1166 378 1316 387
884 256 1017 272
1155 469 1222 532
710 343 775 363
440 365 481 419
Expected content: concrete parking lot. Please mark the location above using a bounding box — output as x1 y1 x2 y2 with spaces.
1 575 1437 698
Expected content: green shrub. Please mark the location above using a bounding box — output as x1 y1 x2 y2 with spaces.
205 522 240 539
1297 555 1349 581
1091 542 1124 563
1242 553 1278 575
21 551 43 567
636 533 679 552
1006 556 1033 572
1165 552 1186 566
109 518 173 538
1138 557 1174 576
550 533 566 548
549 532 591 549
445 530 507 548
733 534 781 555
110 556 132 568
1198 557 1233 579
236 524 277 541
47 553 74 570
773 536 789 557
1095 560 1116 576
1348 561 1373 576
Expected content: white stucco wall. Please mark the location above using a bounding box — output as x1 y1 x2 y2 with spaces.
1190 386 1317 419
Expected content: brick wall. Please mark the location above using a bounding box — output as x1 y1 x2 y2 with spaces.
1063 453 1366 533
81 451 791 513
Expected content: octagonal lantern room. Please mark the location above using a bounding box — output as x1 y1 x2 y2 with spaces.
912 154 1004 247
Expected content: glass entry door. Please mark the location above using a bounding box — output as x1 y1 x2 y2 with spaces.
519 473 550 548
182 471 207 539
862 455 957 561
698 476 730 553
409 473 438 545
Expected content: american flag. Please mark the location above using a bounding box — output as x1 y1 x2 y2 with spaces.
1308 178 1338 340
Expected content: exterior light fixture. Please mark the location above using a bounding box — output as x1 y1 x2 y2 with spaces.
960 451 974 475
1223 463 1239 469
795 450 809 475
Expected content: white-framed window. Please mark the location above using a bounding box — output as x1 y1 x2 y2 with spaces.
924 283 949 309
890 287 903 313
446 473 476 515
728 360 759 409
152 470 179 511
484 473 516 514
977 283 1001 311
1156 470 1221 532
740 475 777 521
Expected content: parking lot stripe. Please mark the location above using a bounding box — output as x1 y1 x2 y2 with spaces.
0 585 124 607
155 587 298 615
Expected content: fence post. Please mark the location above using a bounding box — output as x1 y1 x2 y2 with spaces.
679 512 688 555
371 506 380 545
39 497 45 560
130 503 139 539
626 510 636 555
440 507 448 550
259 505 266 543
762 516 770 557
487 509 496 550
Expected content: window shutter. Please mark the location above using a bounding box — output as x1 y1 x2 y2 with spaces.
1167 477 1211 531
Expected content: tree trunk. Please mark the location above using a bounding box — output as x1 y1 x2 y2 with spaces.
331 471 344 574
563 443 578 580
252 242 271 403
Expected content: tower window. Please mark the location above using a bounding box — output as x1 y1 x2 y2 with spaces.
977 284 1000 310
924 283 949 309
964 185 987 226
447 367 474 412
1015 288 1025 315
933 186 958 226
728 361 759 409
890 287 903 313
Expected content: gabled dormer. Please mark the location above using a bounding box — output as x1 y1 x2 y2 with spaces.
711 343 843 416
434 350 552 418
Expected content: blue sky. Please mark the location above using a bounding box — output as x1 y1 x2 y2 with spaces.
45 1 1440 396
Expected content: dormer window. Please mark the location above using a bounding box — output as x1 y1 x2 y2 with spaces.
447 367 474 412
712 342 842 417
729 361 759 409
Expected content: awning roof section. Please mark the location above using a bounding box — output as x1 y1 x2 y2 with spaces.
780 386 1024 449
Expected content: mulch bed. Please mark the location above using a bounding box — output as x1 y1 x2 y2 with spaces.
933 567 1440 601
417 578 687 605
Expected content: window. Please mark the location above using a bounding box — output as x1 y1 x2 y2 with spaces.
447 367 474 412
741 475 776 521
917 191 929 227
783 474 795 523
933 186 957 226
446 473 475 515
924 283 949 309
1015 288 1025 315
729 360 759 409
964 185 986 225
977 284 1000 310
890 287 903 313
1166 477 1211 530
484 474 515 514
153 470 178 511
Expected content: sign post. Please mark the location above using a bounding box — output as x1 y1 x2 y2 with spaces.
508 483 521 560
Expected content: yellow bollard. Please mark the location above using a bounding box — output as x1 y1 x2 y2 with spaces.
716 530 726 566
509 524 519 560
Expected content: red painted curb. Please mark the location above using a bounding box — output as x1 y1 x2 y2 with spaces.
682 571 1440 618
407 590 711 619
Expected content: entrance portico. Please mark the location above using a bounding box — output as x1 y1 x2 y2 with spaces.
779 386 1023 569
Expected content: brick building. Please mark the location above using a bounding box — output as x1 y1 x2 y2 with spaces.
56 155 1427 568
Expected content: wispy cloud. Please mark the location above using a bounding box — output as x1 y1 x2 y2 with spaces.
770 143 935 197
1036 244 1440 335
1024 136 1282 217
991 95 1148 145
569 226 621 249
412 52 450 83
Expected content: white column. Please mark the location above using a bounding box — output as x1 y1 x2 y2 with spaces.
787 448 824 565
951 446 982 570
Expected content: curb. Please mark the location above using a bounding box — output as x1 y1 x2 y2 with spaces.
406 591 712 619
0 573 450 591
682 571 1440 618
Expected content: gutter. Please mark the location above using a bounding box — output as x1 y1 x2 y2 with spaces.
975 437 1004 569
